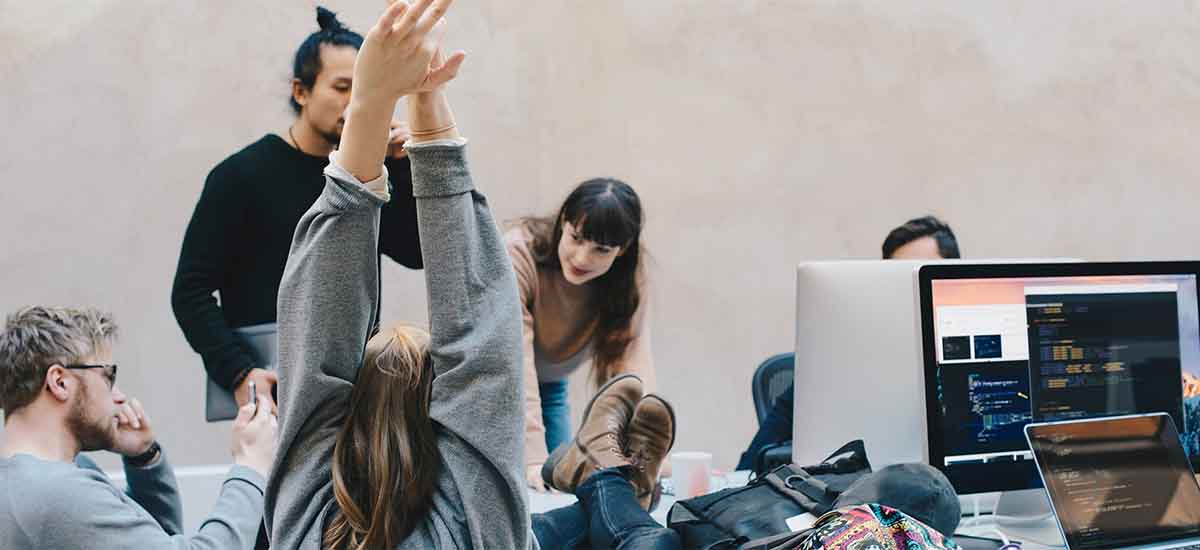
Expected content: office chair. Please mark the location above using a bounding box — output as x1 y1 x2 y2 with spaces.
750 352 795 475
751 352 795 425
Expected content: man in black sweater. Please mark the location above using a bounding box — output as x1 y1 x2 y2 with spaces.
172 8 422 410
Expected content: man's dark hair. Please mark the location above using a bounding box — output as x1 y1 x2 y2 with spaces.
290 7 364 114
881 216 960 259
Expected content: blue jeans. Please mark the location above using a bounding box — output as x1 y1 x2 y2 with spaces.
532 468 681 550
540 379 572 454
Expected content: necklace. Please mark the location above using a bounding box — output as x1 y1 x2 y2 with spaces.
287 126 309 156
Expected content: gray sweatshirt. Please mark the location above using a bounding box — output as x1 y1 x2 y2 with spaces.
0 450 266 549
265 142 535 549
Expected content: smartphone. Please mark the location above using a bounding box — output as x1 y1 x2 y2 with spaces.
249 380 258 409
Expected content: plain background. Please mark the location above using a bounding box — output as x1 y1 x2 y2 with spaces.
3 0 1200 473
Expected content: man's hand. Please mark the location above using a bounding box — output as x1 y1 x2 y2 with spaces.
235 368 278 413
387 119 410 159
230 397 279 479
111 398 156 458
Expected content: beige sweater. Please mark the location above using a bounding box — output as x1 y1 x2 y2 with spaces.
504 226 656 469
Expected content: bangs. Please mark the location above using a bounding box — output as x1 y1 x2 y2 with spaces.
564 193 640 248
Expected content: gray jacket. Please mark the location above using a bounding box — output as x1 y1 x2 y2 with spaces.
0 450 265 549
265 141 535 549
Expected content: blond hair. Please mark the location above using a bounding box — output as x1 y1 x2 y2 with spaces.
0 306 118 413
325 323 440 550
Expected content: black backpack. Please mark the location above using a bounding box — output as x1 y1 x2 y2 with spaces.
666 441 872 550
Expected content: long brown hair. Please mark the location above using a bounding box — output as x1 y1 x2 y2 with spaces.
325 324 440 550
523 178 644 388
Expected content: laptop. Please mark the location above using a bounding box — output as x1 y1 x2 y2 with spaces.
204 323 277 422
1026 413 1200 550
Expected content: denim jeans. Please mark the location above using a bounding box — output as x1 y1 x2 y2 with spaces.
532 468 681 550
540 379 572 454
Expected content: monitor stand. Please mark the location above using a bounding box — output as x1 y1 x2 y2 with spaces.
991 489 1064 546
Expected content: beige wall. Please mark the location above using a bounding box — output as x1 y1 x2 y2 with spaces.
3 1 1200 471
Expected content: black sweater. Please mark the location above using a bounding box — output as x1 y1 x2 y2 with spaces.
171 134 422 391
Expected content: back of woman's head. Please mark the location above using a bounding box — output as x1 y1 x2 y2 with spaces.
528 178 645 386
290 7 364 114
325 324 440 550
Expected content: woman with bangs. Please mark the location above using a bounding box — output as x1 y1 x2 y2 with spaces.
505 178 657 491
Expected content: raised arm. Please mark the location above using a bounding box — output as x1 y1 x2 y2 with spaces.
267 155 387 547
405 87 531 550
266 1 473 544
405 88 524 441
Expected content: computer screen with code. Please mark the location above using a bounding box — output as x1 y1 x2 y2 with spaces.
923 268 1200 493
1028 414 1200 549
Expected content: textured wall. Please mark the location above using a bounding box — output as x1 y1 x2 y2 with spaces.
3 1 1200 474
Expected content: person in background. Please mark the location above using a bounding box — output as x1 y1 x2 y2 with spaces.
171 6 422 408
0 306 277 549
505 179 655 491
737 215 960 471
881 215 960 260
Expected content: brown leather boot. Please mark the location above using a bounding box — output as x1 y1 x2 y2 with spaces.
542 374 644 493
625 394 676 510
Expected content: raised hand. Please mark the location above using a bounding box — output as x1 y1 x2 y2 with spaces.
352 0 466 106
338 0 465 182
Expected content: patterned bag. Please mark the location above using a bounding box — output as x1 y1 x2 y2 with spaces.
742 504 961 550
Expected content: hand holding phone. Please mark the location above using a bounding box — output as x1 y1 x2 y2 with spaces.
249 380 258 409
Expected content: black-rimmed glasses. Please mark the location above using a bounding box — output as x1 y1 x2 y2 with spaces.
64 364 118 389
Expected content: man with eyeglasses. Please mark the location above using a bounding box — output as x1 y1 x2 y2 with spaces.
0 306 278 549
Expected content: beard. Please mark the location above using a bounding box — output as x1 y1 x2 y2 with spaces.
67 395 116 452
318 120 343 147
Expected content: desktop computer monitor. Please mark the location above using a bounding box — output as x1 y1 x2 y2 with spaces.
792 259 1076 469
919 262 1200 495
793 260 932 468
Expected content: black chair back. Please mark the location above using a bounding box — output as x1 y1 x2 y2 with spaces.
751 352 795 425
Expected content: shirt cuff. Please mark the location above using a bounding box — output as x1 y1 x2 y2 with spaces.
405 137 469 149
326 152 392 201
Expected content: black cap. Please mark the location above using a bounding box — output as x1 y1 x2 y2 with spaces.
833 463 961 536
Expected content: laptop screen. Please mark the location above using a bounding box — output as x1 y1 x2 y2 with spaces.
1027 414 1200 549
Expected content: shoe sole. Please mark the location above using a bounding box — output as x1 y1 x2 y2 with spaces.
630 393 677 509
635 394 677 452
540 373 644 490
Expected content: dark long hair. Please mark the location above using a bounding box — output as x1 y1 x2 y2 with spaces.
525 178 645 387
290 7 363 114
325 325 440 550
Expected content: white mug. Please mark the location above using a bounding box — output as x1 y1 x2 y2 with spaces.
670 451 713 498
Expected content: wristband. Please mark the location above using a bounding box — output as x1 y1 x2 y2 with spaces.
125 441 161 468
